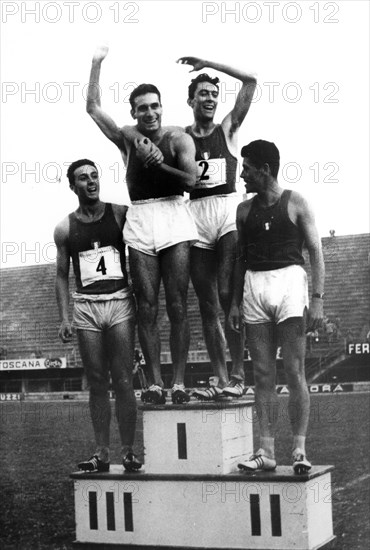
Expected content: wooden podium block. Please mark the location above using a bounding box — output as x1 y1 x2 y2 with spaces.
142 400 255 475
71 465 335 550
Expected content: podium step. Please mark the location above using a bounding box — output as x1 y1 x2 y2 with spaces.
142 399 254 474
71 465 335 549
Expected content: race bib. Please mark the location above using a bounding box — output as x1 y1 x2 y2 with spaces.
79 245 124 287
195 157 226 189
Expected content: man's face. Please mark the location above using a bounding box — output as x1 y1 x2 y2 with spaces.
189 81 219 121
240 157 265 194
71 164 100 202
131 93 162 134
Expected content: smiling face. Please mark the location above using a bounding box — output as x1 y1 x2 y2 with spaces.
189 81 219 122
70 164 100 203
131 92 162 134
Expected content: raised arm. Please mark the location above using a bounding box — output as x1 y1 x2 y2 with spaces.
86 44 124 149
295 193 325 331
54 220 73 343
177 56 257 145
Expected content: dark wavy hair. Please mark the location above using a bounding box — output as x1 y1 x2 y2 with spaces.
188 73 220 100
129 84 161 110
66 159 97 186
241 140 280 179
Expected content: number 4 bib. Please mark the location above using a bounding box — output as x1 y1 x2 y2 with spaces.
79 245 124 287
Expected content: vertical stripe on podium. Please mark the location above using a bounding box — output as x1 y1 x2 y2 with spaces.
250 494 261 536
270 494 282 536
106 492 115 531
89 491 98 530
177 423 187 459
124 492 134 532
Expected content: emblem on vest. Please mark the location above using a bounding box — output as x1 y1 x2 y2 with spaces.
91 240 101 250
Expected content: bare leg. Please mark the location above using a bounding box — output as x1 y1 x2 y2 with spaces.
245 322 278 458
161 242 191 386
277 316 310 454
129 248 163 387
77 329 110 462
190 246 228 387
217 231 245 382
105 316 137 457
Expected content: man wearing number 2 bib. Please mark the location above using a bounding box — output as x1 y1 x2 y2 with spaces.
54 159 141 473
177 57 257 399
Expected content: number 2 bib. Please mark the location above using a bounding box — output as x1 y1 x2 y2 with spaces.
79 245 124 287
195 157 227 189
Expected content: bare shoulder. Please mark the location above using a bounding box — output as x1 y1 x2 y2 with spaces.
111 203 128 229
54 215 70 245
163 125 185 133
237 197 253 219
170 130 195 152
289 189 309 206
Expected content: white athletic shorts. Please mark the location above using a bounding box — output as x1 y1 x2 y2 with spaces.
242 265 309 325
123 196 199 256
188 193 241 250
72 287 135 332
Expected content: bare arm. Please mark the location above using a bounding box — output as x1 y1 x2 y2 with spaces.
135 132 197 191
86 44 125 150
177 56 257 145
228 202 250 332
54 220 73 343
295 193 325 331
163 132 197 191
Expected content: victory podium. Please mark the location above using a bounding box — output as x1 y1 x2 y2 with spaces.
71 399 335 549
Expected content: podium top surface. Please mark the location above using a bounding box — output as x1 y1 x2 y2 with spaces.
70 464 334 482
139 397 255 411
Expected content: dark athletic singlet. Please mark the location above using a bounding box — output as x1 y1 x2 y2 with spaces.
242 190 305 271
185 124 237 200
68 203 128 294
125 132 184 201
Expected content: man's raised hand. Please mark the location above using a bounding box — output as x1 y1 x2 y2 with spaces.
92 43 109 63
177 56 207 72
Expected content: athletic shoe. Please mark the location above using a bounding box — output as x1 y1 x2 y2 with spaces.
293 453 312 474
123 452 142 472
222 379 245 397
193 385 223 401
78 455 110 473
238 450 277 472
172 384 190 404
141 384 166 405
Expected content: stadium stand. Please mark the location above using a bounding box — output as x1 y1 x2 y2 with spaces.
0 233 369 393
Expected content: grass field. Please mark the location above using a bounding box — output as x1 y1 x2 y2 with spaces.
1 393 369 550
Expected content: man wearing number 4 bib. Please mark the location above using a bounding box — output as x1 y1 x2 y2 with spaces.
177 57 257 399
54 159 141 473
